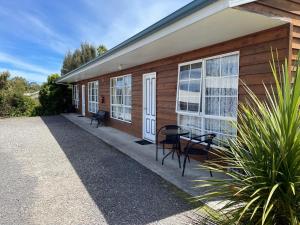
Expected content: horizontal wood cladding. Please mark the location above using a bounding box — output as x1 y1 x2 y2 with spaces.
237 0 300 71
75 24 290 139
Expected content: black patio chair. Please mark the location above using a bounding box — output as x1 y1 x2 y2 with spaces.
181 133 216 176
156 125 183 167
90 110 107 128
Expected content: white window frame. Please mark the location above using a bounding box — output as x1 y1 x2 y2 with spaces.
176 51 240 146
110 74 132 123
88 81 99 113
72 84 79 109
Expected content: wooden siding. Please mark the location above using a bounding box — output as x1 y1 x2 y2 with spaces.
237 0 300 74
74 24 290 139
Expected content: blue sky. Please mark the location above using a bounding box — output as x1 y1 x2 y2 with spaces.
0 0 191 83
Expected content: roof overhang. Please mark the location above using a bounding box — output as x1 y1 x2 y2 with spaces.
57 0 288 84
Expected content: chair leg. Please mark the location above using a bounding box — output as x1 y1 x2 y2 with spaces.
156 144 158 161
182 155 188 176
172 144 176 159
176 149 181 168
187 155 190 163
90 119 93 125
162 150 173 165
207 153 213 177
163 143 165 155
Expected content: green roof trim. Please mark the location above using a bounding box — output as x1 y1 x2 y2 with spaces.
57 0 217 82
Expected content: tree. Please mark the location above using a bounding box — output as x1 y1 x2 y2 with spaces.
10 76 28 95
0 71 38 117
60 42 107 76
97 44 107 56
39 74 71 115
61 51 73 75
0 71 9 89
81 42 96 63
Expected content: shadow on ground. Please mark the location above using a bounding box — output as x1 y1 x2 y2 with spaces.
41 116 195 225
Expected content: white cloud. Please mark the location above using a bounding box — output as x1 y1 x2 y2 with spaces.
0 68 48 83
0 53 54 75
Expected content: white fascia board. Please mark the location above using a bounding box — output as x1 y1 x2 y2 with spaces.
229 0 257 7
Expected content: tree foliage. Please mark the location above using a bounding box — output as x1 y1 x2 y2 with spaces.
97 44 107 56
0 71 39 117
38 74 72 115
61 42 107 76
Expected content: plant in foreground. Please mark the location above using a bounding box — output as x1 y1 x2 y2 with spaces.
195 53 300 225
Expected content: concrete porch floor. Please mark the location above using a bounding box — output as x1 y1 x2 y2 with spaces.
62 113 226 209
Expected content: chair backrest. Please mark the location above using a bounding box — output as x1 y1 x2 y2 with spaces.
165 125 181 143
165 125 180 130
156 125 181 144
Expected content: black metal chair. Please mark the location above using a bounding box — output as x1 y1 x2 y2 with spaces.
181 133 216 176
90 110 107 128
156 125 183 168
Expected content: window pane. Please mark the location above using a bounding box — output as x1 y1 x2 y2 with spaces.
205 97 219 116
206 58 220 77
189 80 201 92
116 87 123 95
188 80 201 112
124 107 131 122
179 81 189 91
179 102 187 111
219 77 238 96
116 77 124 86
124 96 131 106
220 97 237 117
111 78 116 87
221 54 238 76
178 114 189 127
117 106 123 120
124 76 131 86
220 120 237 136
116 96 123 104
179 65 190 80
190 63 202 79
205 118 220 133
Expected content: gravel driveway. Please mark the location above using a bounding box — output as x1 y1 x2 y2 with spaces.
0 116 196 225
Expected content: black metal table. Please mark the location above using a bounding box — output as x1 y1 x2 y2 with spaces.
160 128 190 168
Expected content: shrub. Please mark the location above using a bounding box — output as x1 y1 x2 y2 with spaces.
38 74 72 115
196 53 300 225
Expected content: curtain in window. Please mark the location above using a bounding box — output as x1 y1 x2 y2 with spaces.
176 53 239 146
88 81 98 113
111 75 132 122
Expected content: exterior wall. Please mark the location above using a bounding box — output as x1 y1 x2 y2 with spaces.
237 0 300 74
74 24 290 139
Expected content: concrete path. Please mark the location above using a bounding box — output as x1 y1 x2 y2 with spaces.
0 116 206 225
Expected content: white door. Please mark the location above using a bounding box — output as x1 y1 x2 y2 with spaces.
143 72 156 142
81 85 86 116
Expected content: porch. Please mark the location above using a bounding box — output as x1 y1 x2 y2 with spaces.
62 113 227 210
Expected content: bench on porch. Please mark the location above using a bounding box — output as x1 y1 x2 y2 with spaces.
90 110 109 128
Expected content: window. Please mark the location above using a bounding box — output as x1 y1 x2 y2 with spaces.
72 85 79 109
110 75 132 122
88 81 99 113
176 52 239 146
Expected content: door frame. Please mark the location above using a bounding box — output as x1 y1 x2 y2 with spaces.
142 72 157 143
81 84 86 116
